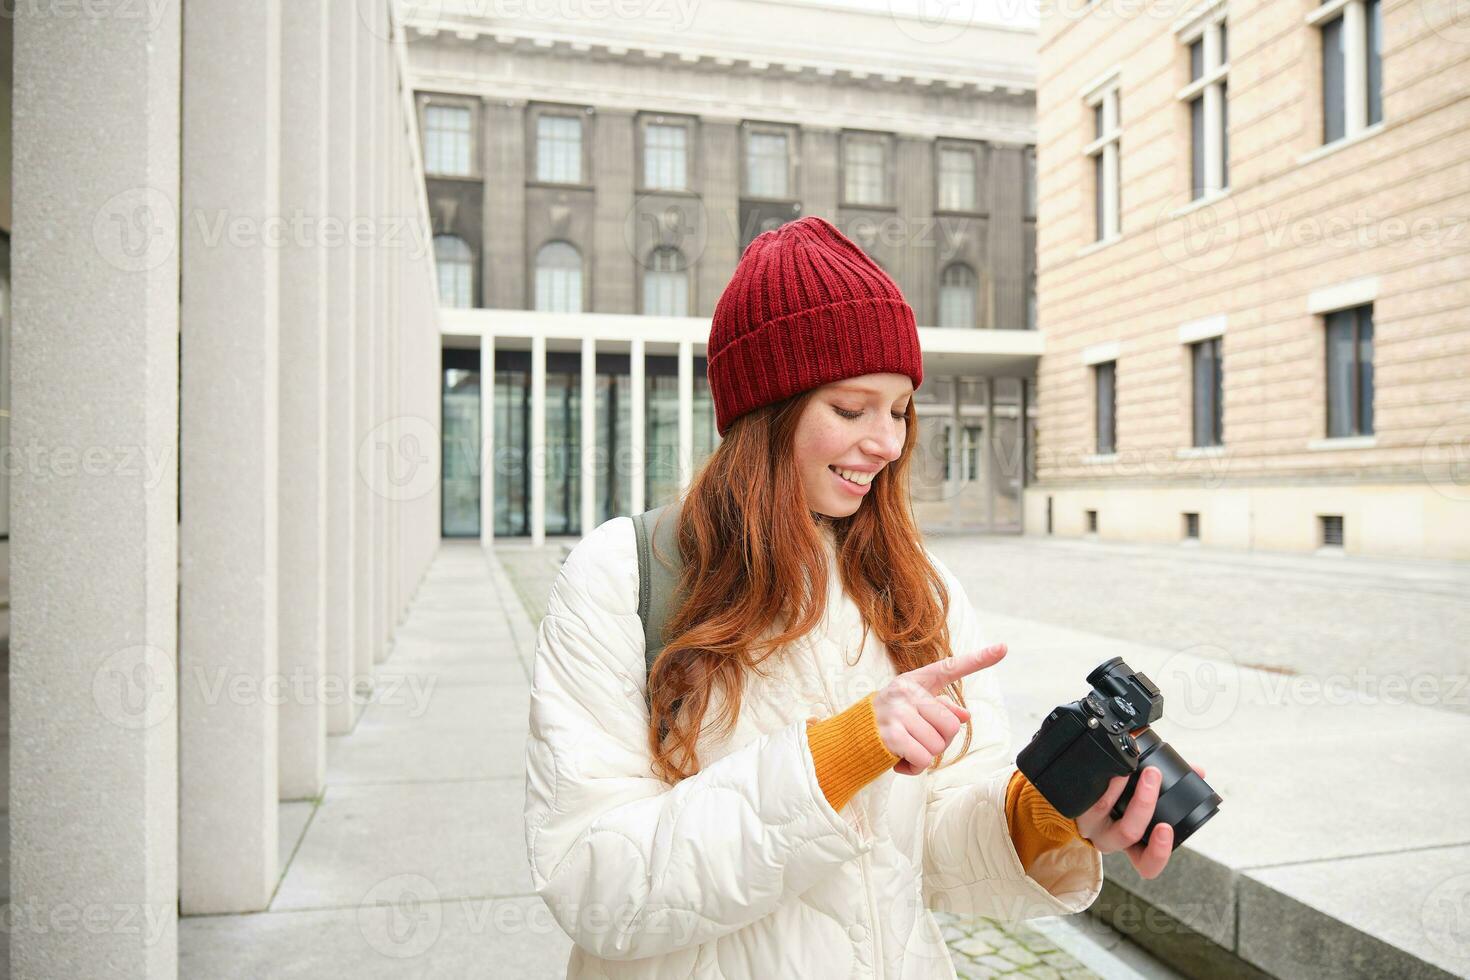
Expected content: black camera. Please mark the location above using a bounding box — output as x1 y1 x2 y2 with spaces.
1016 656 1221 850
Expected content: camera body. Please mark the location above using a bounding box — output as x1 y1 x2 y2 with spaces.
1016 656 1221 850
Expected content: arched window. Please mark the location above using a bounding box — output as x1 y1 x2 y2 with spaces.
642 247 688 317
938 262 977 329
434 234 473 308
535 241 583 313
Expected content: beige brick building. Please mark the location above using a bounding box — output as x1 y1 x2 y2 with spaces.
1027 0 1470 559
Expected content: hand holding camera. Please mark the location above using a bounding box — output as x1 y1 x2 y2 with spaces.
1018 656 1223 879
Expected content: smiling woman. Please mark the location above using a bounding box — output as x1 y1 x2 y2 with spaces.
524 216 1125 980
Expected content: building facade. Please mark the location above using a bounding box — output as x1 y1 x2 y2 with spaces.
1030 0 1470 559
404 0 1047 545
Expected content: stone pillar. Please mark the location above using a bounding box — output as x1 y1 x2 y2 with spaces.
325 0 360 735
581 337 596 535
481 332 497 545
678 340 693 492
354 0 378 680
631 337 646 515
277 0 330 802
11 4 181 973
179 0 282 914
531 334 547 546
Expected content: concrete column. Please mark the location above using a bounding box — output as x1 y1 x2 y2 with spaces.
277 0 330 802
895 136 935 326
986 379 997 531
678 340 693 493
800 126 840 222
531 334 547 546
631 337 646 515
180 0 282 913
481 333 497 545
581 337 596 535
11 5 181 974
325 0 360 735
354 3 378 681
371 0 389 665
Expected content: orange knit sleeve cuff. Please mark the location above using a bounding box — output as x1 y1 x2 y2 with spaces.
1005 769 1091 871
806 692 900 813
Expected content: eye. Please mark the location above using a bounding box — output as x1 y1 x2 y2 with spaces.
834 407 862 419
891 410 906 421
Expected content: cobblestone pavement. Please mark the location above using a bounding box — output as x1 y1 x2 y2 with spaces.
924 533 1470 716
495 538 1101 978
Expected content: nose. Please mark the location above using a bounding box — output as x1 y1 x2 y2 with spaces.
860 414 906 463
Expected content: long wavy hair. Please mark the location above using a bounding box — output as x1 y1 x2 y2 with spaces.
645 387 973 784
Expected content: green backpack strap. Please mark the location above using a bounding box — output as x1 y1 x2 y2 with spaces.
631 499 685 708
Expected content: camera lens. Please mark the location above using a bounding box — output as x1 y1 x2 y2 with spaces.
1109 728 1222 850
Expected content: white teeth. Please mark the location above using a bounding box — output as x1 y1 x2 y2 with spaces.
831 466 875 486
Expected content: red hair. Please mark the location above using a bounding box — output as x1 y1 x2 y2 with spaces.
645 389 972 783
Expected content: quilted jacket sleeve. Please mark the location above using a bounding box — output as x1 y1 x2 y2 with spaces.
918 552 1104 922
523 517 876 961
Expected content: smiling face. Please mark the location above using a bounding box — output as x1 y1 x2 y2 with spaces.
792 372 915 519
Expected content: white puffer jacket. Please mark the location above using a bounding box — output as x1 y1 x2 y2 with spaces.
524 516 1104 978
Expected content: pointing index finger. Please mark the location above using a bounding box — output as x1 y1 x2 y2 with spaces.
908 644 1007 695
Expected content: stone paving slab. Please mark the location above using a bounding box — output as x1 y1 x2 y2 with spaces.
268 777 532 912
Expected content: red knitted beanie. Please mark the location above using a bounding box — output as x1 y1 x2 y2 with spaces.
706 216 924 436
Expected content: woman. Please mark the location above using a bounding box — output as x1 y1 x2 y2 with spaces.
524 216 1183 978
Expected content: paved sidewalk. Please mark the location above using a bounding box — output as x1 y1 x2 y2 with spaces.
179 541 561 977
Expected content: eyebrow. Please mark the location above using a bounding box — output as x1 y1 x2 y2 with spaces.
831 384 914 401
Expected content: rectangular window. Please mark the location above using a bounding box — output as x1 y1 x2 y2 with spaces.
1325 304 1374 437
1086 509 1099 534
1023 145 1037 219
744 130 789 198
1320 514 1345 548
1184 512 1200 539
537 114 582 183
844 135 887 206
1094 360 1116 454
937 146 976 211
644 123 687 191
1191 336 1224 447
1315 0 1382 145
1085 82 1120 241
424 104 472 176
1181 15 1228 199
1322 15 1346 143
